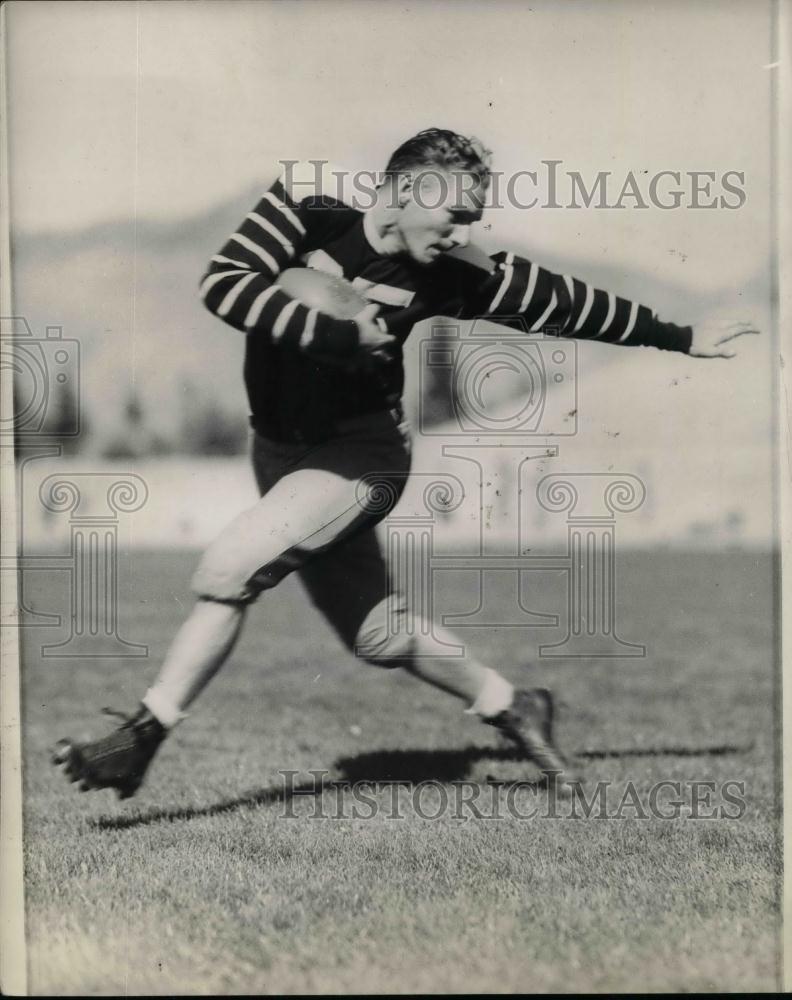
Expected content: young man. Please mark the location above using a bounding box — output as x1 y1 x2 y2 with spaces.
53 128 757 799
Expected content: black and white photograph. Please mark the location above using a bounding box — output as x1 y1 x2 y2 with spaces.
0 0 788 994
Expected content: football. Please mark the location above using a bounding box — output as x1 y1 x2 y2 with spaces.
279 266 368 320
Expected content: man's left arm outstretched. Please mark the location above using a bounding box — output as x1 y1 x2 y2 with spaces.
461 249 759 358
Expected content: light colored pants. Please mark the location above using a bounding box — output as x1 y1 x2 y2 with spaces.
191 408 413 659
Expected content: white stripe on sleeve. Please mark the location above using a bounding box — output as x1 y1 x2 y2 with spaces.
488 253 515 313
217 272 258 317
244 285 281 328
247 212 295 254
212 254 252 269
618 301 639 342
272 299 300 341
231 233 280 274
518 261 538 313
530 289 558 332
595 292 616 337
560 275 576 332
572 284 594 333
200 268 251 298
262 193 306 236
299 308 318 348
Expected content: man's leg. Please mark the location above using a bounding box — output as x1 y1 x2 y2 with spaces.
52 592 248 798
404 627 515 717
298 529 512 715
299 526 574 782
300 532 512 711
52 432 412 797
141 599 245 727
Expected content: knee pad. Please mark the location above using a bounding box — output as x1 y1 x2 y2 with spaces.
353 595 415 668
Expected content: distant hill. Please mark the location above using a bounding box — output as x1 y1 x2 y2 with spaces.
9 190 773 459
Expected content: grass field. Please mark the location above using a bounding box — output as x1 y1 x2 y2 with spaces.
20 549 780 994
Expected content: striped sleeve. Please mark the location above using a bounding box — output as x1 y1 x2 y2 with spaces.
464 251 692 353
199 177 359 358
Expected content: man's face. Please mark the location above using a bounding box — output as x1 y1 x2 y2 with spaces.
395 169 486 266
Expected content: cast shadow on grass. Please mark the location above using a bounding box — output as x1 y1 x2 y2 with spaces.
90 741 750 832
338 742 753 778
91 745 521 832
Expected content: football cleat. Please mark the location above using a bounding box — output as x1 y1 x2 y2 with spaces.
485 687 579 789
51 705 166 800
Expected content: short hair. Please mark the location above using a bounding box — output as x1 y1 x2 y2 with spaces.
385 128 492 187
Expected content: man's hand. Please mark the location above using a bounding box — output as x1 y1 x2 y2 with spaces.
355 303 398 365
306 303 399 373
689 319 761 359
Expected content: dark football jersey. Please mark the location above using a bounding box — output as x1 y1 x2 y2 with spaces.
200 168 692 442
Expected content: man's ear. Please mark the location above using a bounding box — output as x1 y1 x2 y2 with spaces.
395 172 414 208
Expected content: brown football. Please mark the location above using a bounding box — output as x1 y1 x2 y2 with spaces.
279 267 368 320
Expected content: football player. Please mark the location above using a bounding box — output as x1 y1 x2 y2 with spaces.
52 129 758 799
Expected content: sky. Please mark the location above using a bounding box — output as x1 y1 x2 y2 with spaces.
5 0 774 305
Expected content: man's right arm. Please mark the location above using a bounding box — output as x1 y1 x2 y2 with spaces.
199 177 361 360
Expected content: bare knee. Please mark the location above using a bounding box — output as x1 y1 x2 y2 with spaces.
353 595 414 668
191 544 262 605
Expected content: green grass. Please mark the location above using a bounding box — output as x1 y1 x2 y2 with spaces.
21 550 780 994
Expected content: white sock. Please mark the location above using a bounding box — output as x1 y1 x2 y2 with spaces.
142 687 187 729
464 668 514 719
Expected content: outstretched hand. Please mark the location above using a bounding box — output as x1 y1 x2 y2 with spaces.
689 318 761 359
